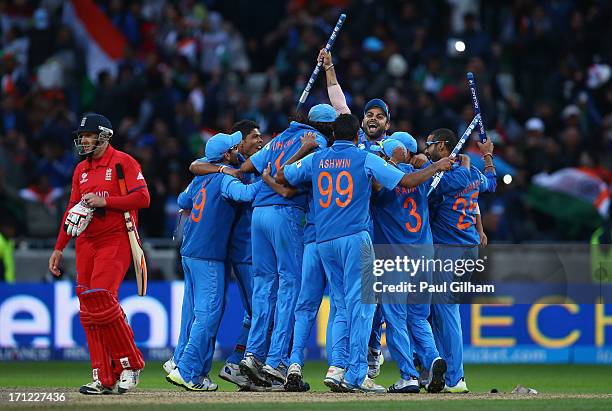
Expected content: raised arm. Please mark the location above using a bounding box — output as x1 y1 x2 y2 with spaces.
319 49 350 115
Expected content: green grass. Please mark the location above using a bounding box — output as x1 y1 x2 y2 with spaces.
1 361 611 393
1 362 611 410
9 400 612 411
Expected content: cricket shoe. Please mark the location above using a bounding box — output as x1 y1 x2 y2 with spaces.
443 377 469 393
425 357 447 393
323 366 347 392
79 380 115 395
388 377 420 393
285 363 309 392
163 357 176 374
262 363 288 384
367 347 384 378
117 369 140 394
219 362 249 387
340 376 386 394
166 368 218 391
239 354 271 387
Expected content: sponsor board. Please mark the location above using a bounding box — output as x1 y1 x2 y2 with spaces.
1 282 611 363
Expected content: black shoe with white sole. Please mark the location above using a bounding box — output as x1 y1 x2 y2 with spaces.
426 357 447 393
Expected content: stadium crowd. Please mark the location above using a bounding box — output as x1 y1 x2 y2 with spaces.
0 0 611 251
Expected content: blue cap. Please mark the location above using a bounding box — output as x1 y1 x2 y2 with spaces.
370 138 406 158
308 104 337 122
205 131 242 161
364 99 390 120
390 131 417 154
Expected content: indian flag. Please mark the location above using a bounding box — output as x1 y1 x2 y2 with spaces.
62 0 127 81
527 168 610 236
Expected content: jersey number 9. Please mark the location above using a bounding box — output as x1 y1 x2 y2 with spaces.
191 186 207 222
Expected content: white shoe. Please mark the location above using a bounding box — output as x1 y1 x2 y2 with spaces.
239 354 270 387
443 377 469 393
163 358 176 374
166 368 218 391
117 369 140 393
388 377 420 393
219 362 249 387
367 347 384 378
79 380 115 395
262 363 288 384
323 366 346 392
285 363 308 392
341 376 386 393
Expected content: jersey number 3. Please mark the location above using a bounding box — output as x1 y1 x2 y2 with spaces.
318 171 353 208
403 197 422 233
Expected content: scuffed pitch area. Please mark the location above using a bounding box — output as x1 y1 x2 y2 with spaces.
2 388 612 407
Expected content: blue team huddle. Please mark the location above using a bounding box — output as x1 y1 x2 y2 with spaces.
163 51 497 394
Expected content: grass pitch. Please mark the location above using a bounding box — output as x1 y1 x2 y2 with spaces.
0 361 611 410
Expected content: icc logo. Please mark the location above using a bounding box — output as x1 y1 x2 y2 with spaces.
80 172 88 183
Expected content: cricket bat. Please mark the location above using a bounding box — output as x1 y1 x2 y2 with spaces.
115 163 148 296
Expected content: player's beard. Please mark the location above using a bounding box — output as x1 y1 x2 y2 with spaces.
363 121 387 140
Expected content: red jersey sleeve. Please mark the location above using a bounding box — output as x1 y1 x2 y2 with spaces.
105 156 150 211
54 165 82 251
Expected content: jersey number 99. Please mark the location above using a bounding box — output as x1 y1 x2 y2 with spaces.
317 171 353 208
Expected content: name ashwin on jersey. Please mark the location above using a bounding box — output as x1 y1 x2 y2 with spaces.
319 158 351 169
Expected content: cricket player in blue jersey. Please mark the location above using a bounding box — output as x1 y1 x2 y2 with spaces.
278 114 453 393
320 48 398 375
425 128 496 393
165 121 265 388
319 49 390 152
370 132 475 393
238 105 335 388
258 145 339 393
166 131 262 391
274 118 342 393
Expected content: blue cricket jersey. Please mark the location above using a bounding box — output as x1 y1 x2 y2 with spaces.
193 156 260 264
178 172 261 260
284 140 405 243
229 171 260 264
250 121 327 210
371 163 433 245
357 128 386 151
430 165 496 245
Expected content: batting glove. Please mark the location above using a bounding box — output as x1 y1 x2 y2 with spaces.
64 201 95 237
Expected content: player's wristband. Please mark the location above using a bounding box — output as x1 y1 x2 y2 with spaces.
219 165 227 174
483 153 493 160
324 64 334 71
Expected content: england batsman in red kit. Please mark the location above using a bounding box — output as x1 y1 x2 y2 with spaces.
48 113 150 395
